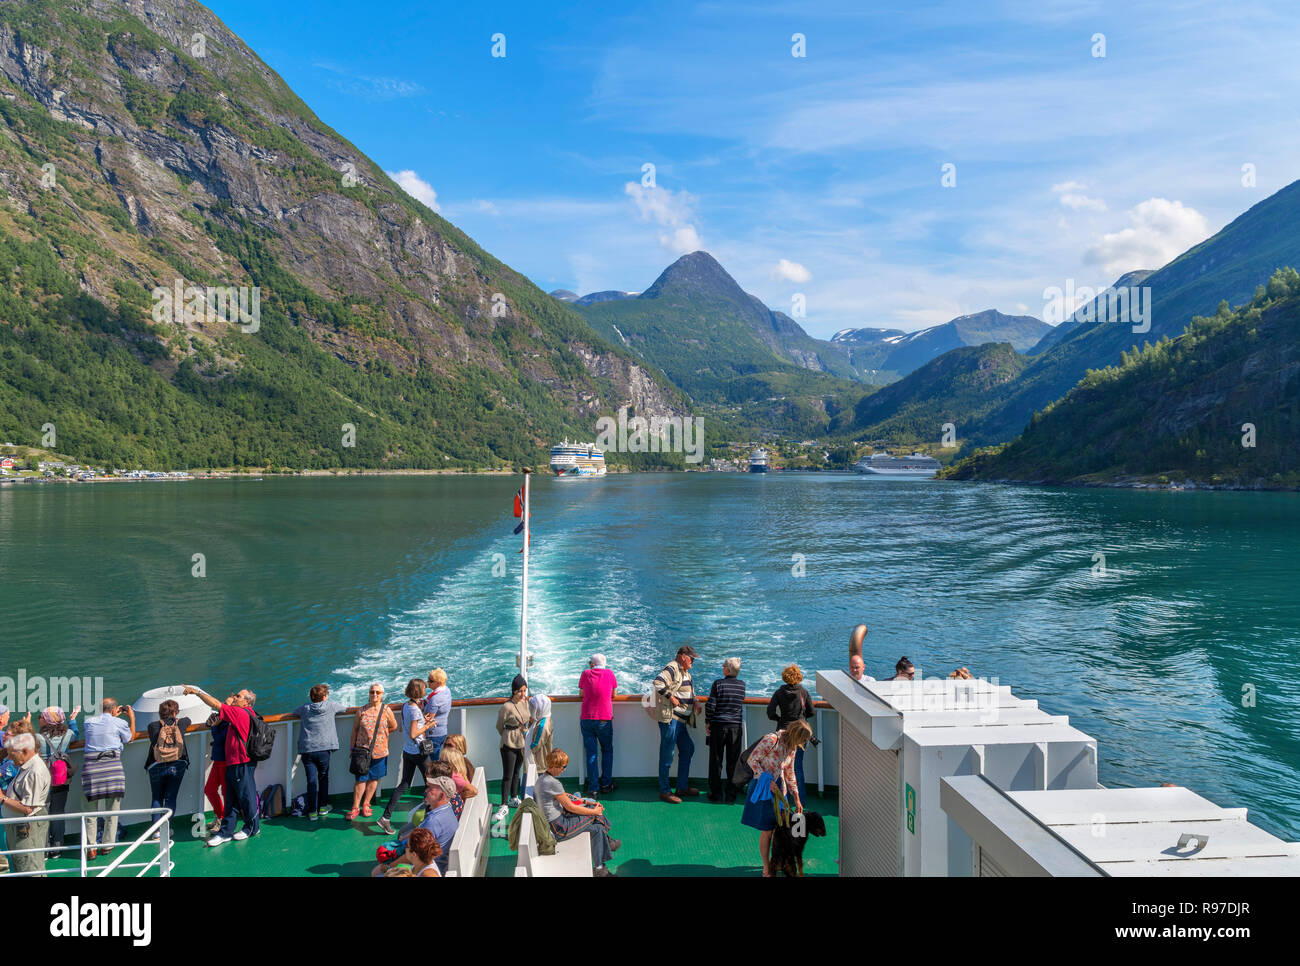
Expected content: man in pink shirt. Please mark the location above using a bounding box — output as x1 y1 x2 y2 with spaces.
578 654 617 798
185 685 261 846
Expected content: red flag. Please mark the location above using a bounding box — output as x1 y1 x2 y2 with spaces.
513 488 523 518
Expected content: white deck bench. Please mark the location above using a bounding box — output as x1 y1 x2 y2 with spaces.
514 762 593 877
444 767 491 878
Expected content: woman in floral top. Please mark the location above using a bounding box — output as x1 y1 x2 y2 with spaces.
740 720 812 876
347 684 398 820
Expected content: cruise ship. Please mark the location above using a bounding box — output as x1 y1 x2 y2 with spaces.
853 451 941 477
749 448 769 473
549 440 607 477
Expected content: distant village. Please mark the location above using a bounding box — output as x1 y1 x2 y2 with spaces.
0 448 192 484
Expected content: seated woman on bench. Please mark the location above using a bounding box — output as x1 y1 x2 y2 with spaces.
535 748 621 877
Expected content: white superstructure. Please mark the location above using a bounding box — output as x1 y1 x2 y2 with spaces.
549 441 607 477
853 451 940 477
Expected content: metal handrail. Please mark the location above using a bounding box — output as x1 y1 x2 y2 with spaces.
0 808 173 878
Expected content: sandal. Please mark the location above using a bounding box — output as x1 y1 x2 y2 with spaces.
345 808 360 820
360 805 372 817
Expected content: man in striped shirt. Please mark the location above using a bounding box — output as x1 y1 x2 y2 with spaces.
705 657 746 803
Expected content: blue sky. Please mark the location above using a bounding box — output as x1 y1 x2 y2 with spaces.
208 0 1300 337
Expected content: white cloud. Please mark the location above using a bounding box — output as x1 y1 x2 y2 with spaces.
387 170 440 212
1052 181 1107 212
624 182 703 255
773 258 812 283
1084 198 1211 277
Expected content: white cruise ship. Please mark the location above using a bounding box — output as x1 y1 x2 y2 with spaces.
853 451 941 478
749 448 769 473
549 440 607 477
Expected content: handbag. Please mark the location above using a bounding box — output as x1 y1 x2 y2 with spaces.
349 708 383 777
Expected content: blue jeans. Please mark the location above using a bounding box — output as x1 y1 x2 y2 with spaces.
300 750 331 813
147 759 189 827
657 719 694 794
425 735 447 761
580 719 613 794
219 762 260 838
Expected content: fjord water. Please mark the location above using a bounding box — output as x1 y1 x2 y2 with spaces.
2 474 1298 838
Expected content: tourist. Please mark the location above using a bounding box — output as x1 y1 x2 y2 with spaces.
741 720 811 877
36 705 79 858
1 732 51 876
423 758 468 817
652 645 699 804
849 654 875 684
424 668 452 761
496 675 531 807
578 653 617 798
372 827 441 878
527 692 553 774
440 743 477 799
536 748 620 877
185 686 260 846
378 678 438 834
293 684 345 822
346 683 398 821
143 699 191 839
443 733 474 777
417 776 460 875
203 695 234 833
949 667 973 680
889 657 916 681
766 664 815 804
81 698 136 859
705 657 746 803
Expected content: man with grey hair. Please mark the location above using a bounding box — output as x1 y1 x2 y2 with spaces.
185 686 260 846
705 658 746 803
1 732 51 875
418 776 459 875
81 697 135 859
578 653 618 798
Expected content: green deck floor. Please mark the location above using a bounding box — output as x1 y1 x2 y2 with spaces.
42 779 839 877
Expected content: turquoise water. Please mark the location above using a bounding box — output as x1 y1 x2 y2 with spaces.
2 473 1298 837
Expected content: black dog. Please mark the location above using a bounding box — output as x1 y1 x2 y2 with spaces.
770 810 827 877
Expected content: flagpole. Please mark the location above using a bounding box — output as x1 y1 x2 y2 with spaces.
520 468 531 684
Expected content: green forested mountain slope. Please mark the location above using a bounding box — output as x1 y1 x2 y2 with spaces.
946 269 1300 486
0 0 685 469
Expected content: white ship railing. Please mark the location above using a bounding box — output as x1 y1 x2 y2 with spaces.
0 808 173 877
29 696 838 832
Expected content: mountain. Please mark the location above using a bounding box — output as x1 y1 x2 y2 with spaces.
1028 270 1156 354
833 309 1050 377
947 269 1300 486
855 180 1300 448
0 0 684 470
572 290 638 306
972 181 1300 441
569 251 873 401
830 342 1029 449
549 289 580 303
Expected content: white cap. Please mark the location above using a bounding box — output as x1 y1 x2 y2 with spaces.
590 653 606 668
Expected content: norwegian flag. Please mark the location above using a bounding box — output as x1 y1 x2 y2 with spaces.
512 487 525 534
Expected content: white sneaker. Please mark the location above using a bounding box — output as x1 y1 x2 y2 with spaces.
308 812 319 822
233 828 258 841
206 834 231 847
508 796 522 808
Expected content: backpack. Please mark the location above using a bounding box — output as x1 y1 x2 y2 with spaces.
40 734 73 786
245 710 275 763
155 719 184 764
259 783 285 818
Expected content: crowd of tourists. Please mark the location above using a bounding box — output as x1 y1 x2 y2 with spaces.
1 623 944 877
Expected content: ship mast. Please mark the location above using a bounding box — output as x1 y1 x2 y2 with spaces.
520 468 531 683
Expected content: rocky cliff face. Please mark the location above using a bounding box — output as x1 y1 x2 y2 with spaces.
0 0 684 467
